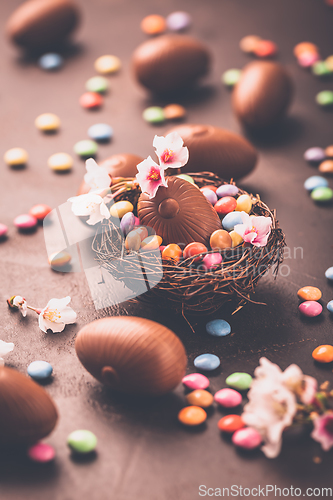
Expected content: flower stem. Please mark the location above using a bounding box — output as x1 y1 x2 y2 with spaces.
27 306 42 315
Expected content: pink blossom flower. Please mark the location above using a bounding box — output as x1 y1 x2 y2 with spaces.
153 132 189 169
136 156 168 198
234 212 272 247
311 413 333 451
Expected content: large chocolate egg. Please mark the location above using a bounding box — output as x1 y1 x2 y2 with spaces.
232 61 294 128
6 0 80 51
75 317 187 396
167 124 257 180
132 35 211 94
77 153 143 195
137 176 222 246
0 367 58 446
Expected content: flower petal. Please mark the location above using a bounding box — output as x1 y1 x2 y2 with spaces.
0 340 14 357
59 306 77 324
46 296 71 310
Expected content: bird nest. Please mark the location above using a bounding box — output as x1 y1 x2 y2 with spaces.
92 172 286 316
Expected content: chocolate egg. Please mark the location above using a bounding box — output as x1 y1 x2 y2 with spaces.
232 61 293 128
137 176 222 246
6 0 80 51
0 367 58 446
167 124 257 180
132 35 211 94
75 317 187 396
77 153 143 195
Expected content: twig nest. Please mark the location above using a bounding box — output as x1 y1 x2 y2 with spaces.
0 367 58 446
232 61 293 129
166 124 257 179
137 176 222 246
132 35 211 94
6 0 80 51
77 153 143 195
75 316 187 396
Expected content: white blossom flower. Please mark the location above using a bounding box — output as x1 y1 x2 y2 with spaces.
12 295 27 317
68 192 110 225
241 358 298 458
281 363 317 406
153 132 189 169
0 340 14 366
84 158 111 191
38 296 77 333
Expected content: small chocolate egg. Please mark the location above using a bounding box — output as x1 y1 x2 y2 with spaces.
77 153 143 196
210 230 232 250
125 230 141 251
75 317 187 396
183 242 208 262
162 243 182 262
0 367 58 446
232 61 293 128
120 212 135 235
167 124 257 180
132 35 211 94
6 0 80 51
138 177 221 246
214 196 237 215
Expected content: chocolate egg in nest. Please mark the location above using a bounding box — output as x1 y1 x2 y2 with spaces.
137 176 222 246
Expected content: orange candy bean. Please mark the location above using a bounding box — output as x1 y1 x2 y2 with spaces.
297 286 322 301
312 345 333 363
186 390 214 408
178 406 207 426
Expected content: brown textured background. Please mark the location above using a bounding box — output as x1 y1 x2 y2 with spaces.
1 0 333 498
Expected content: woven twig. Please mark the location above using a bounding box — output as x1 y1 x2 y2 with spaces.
92 172 286 315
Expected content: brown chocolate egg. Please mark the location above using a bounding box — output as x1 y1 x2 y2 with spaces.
137 176 222 246
132 35 211 94
6 0 80 51
75 317 187 396
167 124 257 180
0 367 58 446
232 61 294 129
77 153 143 195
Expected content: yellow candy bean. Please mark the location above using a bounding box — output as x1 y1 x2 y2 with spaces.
229 230 243 248
141 235 162 251
4 147 28 166
94 55 121 74
235 194 252 213
110 201 133 219
48 153 73 171
35 113 60 132
48 251 71 267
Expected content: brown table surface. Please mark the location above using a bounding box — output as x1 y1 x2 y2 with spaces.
1 0 333 498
